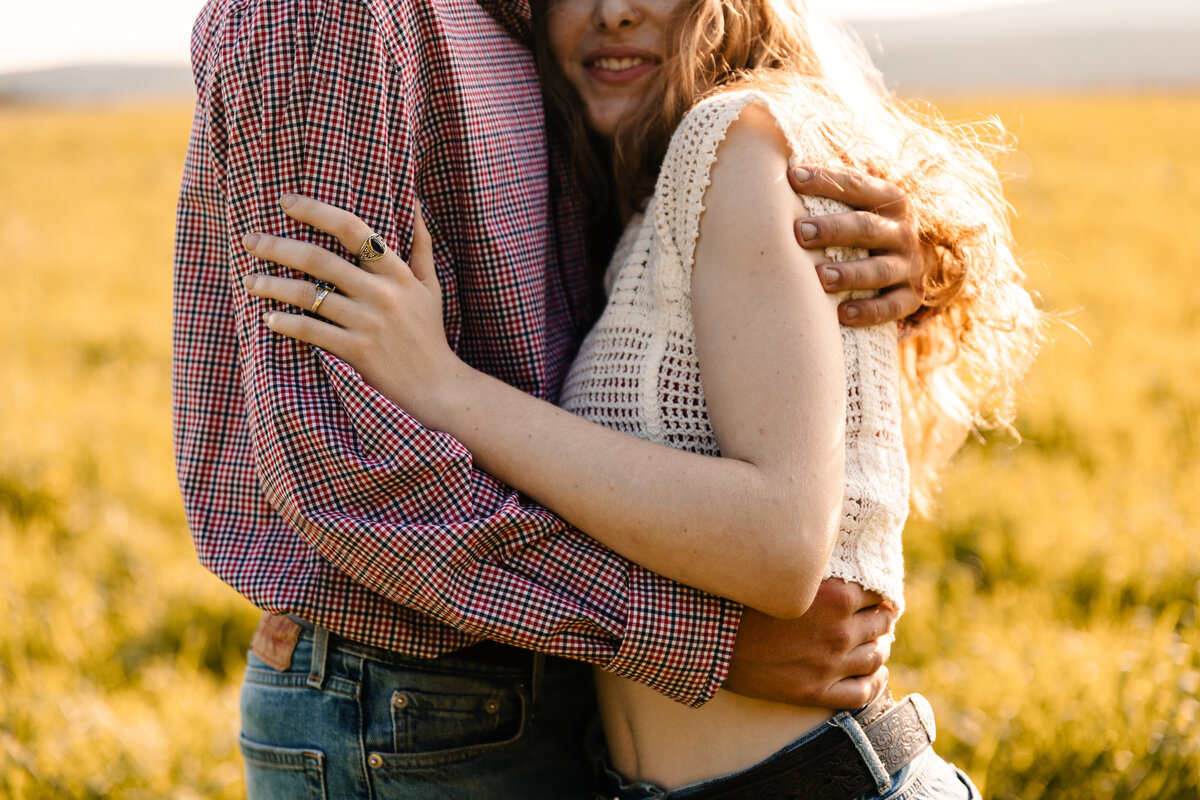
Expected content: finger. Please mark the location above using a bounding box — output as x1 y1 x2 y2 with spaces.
243 275 352 324
811 577 862 616
821 666 889 709
408 203 437 286
796 212 905 253
262 309 358 356
820 578 884 613
818 254 913 294
848 604 894 646
243 233 368 295
279 194 408 277
789 166 908 217
844 635 893 677
839 285 922 327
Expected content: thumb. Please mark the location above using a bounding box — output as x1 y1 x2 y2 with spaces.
409 202 437 287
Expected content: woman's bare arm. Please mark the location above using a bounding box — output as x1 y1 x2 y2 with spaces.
242 108 844 618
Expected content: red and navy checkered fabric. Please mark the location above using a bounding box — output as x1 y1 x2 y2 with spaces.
172 0 740 706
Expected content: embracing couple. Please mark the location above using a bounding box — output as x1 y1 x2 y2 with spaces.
174 0 1038 797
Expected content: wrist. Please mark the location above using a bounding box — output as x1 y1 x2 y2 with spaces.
419 357 482 433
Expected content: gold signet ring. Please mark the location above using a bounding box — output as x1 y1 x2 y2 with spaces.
311 281 336 314
358 233 387 262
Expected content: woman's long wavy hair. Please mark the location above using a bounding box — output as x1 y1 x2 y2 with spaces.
532 0 1042 513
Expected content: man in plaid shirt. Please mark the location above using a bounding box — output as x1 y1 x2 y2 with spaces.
175 0 924 796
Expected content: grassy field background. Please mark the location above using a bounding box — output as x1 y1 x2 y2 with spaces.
1 95 1198 798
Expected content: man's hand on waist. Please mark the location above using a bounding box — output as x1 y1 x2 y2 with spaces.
722 578 897 709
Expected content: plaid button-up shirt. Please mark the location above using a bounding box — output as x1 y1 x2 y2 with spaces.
172 0 741 706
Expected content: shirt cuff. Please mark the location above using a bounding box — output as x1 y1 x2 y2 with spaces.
604 565 744 708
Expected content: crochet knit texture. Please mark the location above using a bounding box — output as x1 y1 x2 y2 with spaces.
560 89 910 611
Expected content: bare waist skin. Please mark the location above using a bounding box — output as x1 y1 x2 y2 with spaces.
595 667 838 789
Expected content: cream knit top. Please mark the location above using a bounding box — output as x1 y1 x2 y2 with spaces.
559 89 910 610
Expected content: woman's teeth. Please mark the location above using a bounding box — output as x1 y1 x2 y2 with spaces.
592 57 648 71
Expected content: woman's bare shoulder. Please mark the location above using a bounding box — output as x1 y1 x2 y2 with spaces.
701 101 799 235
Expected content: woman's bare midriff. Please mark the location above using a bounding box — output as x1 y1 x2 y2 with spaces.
595 667 835 790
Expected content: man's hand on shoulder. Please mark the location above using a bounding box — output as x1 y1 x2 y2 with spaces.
723 578 897 709
789 165 933 329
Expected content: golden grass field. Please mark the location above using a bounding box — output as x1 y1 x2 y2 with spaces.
2 94 1198 798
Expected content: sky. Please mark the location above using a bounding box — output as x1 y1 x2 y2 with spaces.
0 0 1055 74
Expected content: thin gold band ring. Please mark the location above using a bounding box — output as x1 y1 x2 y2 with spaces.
311 281 336 314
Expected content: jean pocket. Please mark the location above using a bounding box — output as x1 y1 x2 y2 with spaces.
240 735 327 800
374 678 527 768
247 648 287 671
244 647 359 700
246 648 310 682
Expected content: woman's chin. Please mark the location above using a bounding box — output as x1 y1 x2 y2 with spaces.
584 103 635 140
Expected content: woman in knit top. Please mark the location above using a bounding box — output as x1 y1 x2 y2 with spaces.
241 0 1039 796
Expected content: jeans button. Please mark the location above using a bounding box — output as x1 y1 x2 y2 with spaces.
392 692 409 709
368 753 384 769
484 699 500 714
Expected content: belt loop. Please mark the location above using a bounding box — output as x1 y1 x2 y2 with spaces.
531 652 545 713
307 625 330 690
830 710 892 796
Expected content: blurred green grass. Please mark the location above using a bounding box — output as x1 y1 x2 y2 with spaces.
2 95 1198 798
895 94 1200 798
1 106 256 799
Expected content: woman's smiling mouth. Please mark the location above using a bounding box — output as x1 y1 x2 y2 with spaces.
584 48 661 84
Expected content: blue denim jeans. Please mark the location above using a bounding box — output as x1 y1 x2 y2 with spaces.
602 726 981 800
239 626 598 799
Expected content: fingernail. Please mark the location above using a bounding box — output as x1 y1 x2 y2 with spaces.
822 267 839 287
280 193 297 209
243 275 258 290
800 222 818 241
844 304 861 321
262 311 275 325
242 232 261 249
792 167 812 183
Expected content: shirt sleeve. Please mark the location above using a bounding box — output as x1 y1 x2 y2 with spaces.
173 0 741 707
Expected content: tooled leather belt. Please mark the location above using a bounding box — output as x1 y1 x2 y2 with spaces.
679 692 938 800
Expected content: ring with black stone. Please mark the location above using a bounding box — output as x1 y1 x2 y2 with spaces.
358 232 387 263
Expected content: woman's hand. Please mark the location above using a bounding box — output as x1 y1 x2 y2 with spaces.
241 194 458 421
789 165 932 328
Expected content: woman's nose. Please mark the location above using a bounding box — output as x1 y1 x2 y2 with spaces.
592 0 643 31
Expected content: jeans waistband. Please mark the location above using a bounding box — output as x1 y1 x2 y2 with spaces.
284 614 581 711
286 613 550 671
